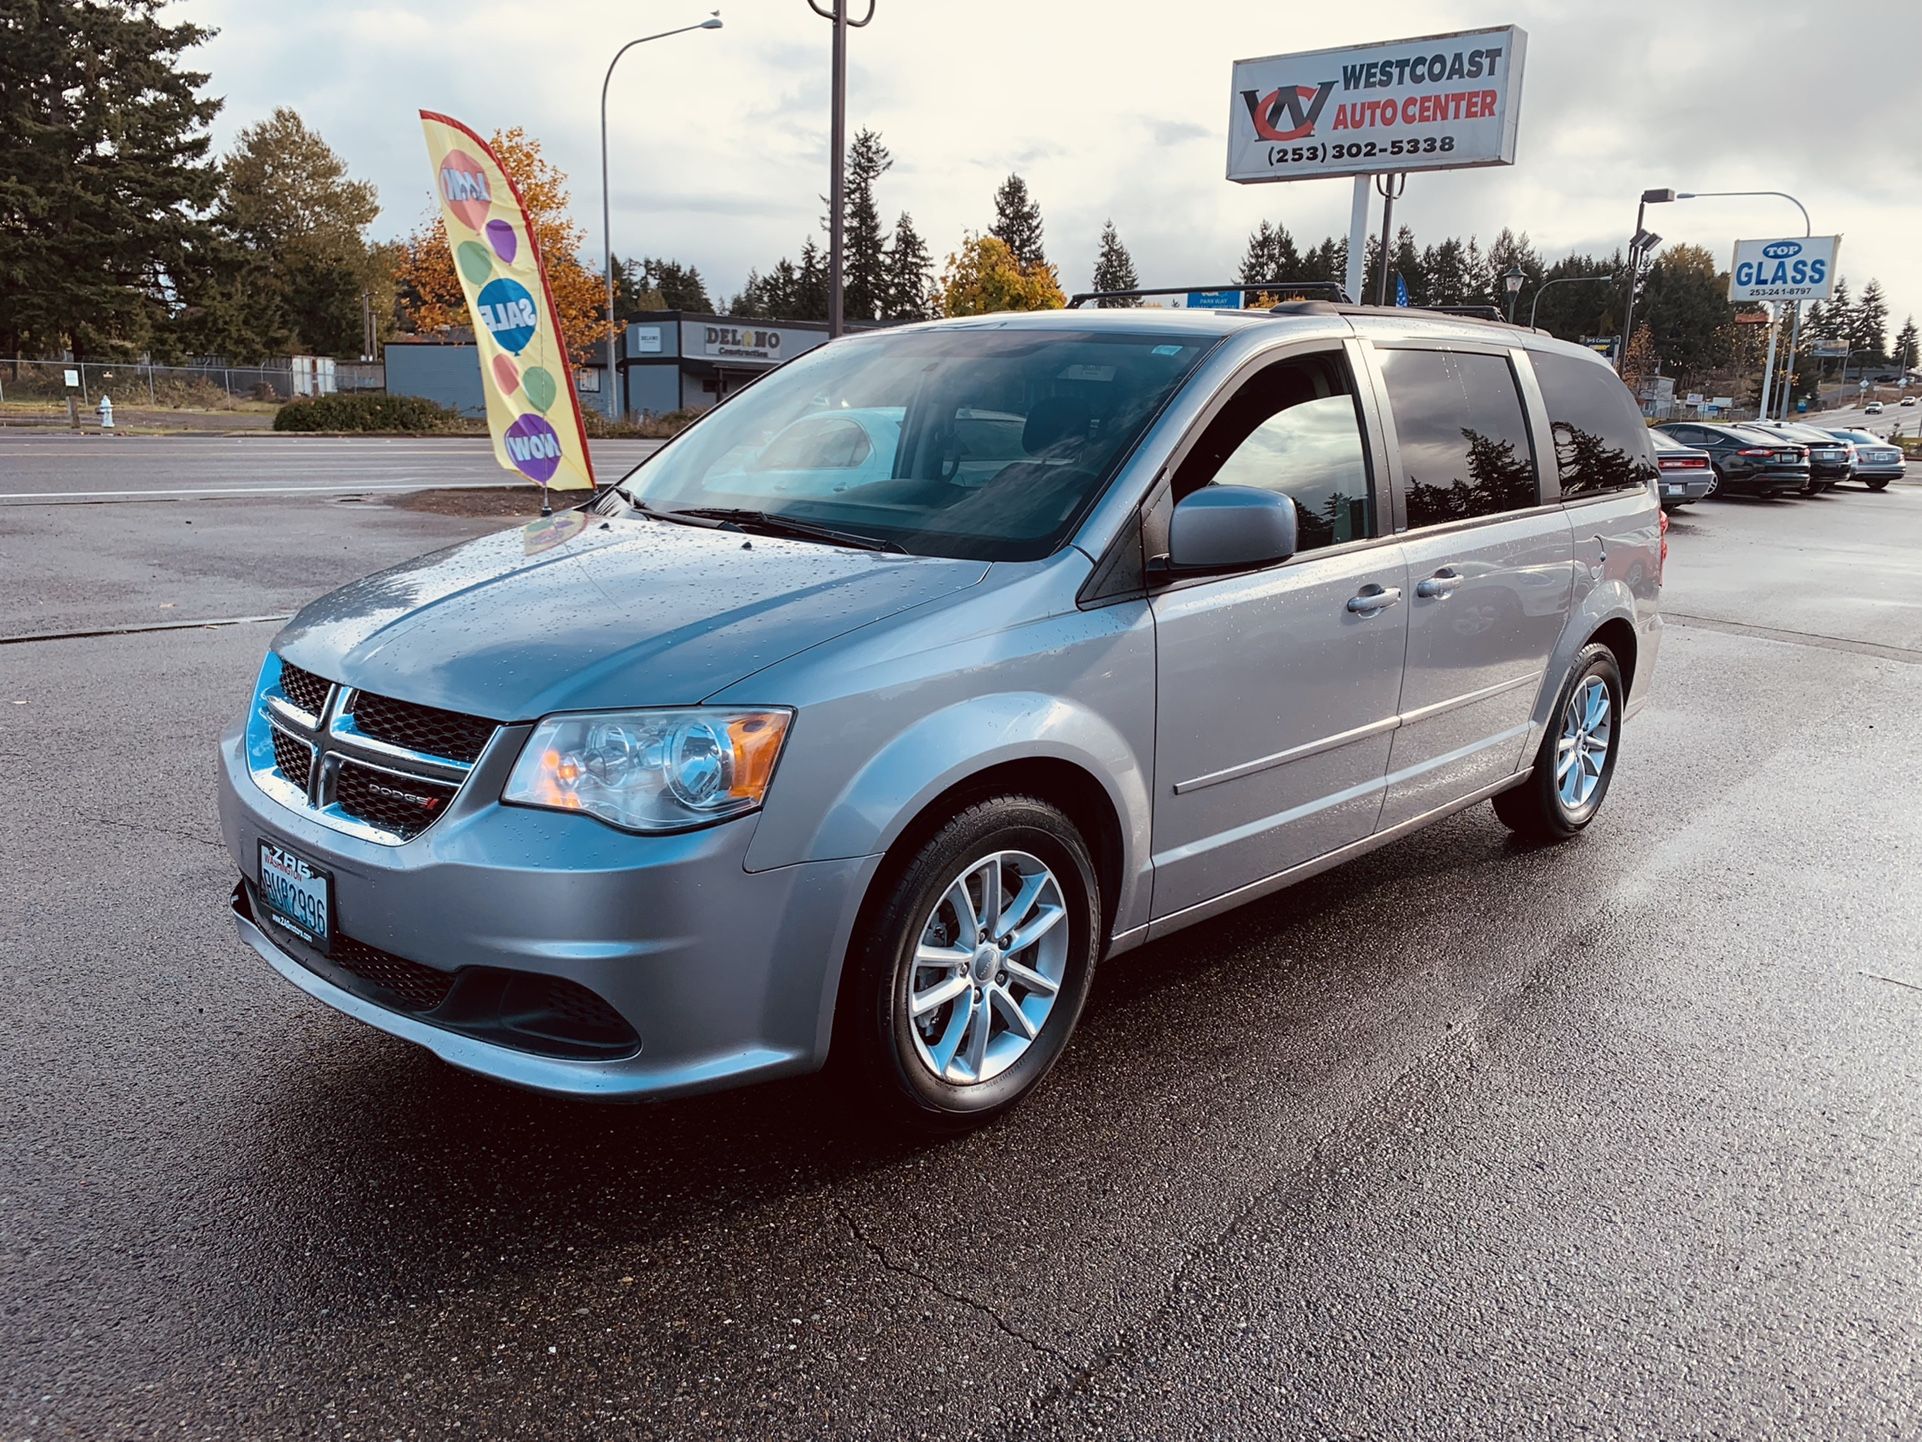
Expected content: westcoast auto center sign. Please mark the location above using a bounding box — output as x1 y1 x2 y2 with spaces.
1727 235 1842 304
1227 26 1526 183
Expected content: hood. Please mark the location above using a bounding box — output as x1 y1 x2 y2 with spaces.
274 512 988 719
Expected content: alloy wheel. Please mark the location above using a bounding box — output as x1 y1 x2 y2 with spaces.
907 850 1069 1085
1556 676 1613 812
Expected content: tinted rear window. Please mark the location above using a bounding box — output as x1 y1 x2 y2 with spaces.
1378 348 1538 528
1532 352 1658 497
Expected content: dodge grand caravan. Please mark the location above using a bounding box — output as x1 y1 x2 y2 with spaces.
219 304 1662 1127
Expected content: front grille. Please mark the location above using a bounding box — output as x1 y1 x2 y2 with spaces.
331 933 458 1012
538 977 631 1040
349 692 495 764
270 727 313 792
335 761 457 841
279 662 331 717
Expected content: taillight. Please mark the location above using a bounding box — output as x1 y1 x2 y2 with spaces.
1658 456 1708 469
1658 509 1669 584
1736 447 1774 457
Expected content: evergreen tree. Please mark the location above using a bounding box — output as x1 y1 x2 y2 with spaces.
1303 238 1342 286
1423 238 1472 306
1482 226 1543 312
1390 224 1424 305
635 257 711 312
1639 243 1734 390
882 212 935 321
1825 277 1856 354
1853 278 1890 361
0 0 224 357
794 238 828 322
1895 316 1919 373
1237 220 1300 287
1091 220 1139 305
841 128 892 322
989 174 1046 270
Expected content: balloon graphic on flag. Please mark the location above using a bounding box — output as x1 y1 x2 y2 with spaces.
419 111 595 494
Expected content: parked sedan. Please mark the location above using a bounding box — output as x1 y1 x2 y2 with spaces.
1825 428 1905 491
1654 422 1811 498
1745 422 1852 492
1648 427 1717 508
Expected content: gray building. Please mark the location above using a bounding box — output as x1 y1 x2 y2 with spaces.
621 312 839 418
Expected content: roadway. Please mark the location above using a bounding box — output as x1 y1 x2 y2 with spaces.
2 453 1919 1439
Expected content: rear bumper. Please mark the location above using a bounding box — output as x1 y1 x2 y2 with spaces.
1658 475 1715 503
218 720 881 1100
1717 467 1809 493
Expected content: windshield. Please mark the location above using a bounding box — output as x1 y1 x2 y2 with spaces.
613 326 1218 560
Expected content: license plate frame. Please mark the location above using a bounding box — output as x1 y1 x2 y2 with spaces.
258 839 333 952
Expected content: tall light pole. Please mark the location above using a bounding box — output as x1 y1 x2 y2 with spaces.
805 0 876 338
1617 188 1675 372
1668 189 1811 421
601 14 723 419
1528 272 1614 331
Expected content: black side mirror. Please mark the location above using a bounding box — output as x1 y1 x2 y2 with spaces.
1159 485 1298 576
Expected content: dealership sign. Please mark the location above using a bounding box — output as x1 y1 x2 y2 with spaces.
1727 236 1841 303
700 325 785 362
1227 26 1526 183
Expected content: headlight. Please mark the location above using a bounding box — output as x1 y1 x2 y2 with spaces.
503 708 792 832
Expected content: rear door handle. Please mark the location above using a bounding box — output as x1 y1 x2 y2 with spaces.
1346 583 1402 615
1415 568 1462 599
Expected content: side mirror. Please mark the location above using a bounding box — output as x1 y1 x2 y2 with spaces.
1161 485 1298 576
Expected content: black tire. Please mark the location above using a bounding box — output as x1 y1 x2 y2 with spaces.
1868 478 1890 492
1493 643 1625 844
1800 474 1822 497
837 795 1101 1131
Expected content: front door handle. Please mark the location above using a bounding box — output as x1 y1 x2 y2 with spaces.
1346 583 1402 615
1415 568 1462 599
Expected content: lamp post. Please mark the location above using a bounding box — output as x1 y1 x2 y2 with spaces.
805 0 877 338
1528 272 1614 331
1617 188 1675 372
1502 265 1526 324
601 14 724 419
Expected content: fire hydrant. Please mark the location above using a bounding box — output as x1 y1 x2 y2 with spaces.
97 394 114 429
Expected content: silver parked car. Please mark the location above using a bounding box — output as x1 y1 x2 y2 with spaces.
1824 429 1904 490
218 306 1663 1127
1649 427 1717 508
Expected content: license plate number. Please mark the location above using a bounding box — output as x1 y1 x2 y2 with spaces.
259 840 332 951
1662 483 1682 495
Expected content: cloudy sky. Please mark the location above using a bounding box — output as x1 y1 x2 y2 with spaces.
179 0 1922 332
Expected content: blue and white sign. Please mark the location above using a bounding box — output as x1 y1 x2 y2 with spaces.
1186 290 1244 309
1728 235 1840 303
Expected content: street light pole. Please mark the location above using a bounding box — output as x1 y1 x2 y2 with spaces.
601 14 723 419
1528 273 1614 331
805 0 876 338
1618 188 1675 372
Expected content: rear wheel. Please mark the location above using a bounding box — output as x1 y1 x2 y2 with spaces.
838 795 1101 1130
1868 478 1891 492
1493 644 1624 843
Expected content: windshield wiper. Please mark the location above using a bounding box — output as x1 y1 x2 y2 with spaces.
668 507 905 553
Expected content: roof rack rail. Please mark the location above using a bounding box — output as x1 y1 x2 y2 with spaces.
1066 280 1351 308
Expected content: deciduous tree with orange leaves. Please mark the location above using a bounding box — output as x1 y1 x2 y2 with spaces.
396 126 611 361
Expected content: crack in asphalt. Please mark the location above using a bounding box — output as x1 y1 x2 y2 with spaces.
1664 611 1922 666
831 1199 1074 1376
91 812 227 853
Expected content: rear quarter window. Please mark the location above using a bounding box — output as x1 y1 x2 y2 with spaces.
1532 352 1659 497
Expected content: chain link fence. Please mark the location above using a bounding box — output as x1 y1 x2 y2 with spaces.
0 356 386 427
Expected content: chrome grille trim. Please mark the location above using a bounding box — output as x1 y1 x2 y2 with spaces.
246 653 497 847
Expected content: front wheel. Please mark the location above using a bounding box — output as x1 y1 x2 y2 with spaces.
838 796 1101 1130
1493 643 1624 843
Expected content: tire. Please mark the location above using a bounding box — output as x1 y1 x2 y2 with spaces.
1493 643 1625 844
1868 478 1890 492
1800 474 1822 497
837 795 1101 1131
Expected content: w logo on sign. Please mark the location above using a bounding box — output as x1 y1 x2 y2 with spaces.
1241 82 1338 142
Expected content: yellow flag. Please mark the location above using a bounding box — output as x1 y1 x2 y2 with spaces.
419 111 595 492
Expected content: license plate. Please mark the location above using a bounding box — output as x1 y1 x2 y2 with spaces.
1662 483 1682 496
258 839 332 951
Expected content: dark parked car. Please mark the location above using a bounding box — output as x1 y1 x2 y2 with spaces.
1825 429 1905 491
1648 427 1716 508
1746 422 1852 491
1655 422 1811 499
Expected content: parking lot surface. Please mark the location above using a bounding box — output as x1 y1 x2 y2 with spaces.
2 443 1918 1439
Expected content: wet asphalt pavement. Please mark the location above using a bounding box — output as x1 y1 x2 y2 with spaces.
2 449 1919 1439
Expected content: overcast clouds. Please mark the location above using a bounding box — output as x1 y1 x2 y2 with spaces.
179 0 1922 330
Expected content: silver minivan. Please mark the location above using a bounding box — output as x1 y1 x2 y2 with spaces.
218 304 1662 1127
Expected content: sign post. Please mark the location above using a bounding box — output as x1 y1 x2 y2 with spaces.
1227 26 1526 305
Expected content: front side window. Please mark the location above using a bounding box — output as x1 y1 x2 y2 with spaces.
615 328 1217 561
1533 352 1658 497
1378 348 1538 528
1170 354 1373 553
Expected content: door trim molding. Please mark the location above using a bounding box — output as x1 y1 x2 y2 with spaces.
1170 671 1541 795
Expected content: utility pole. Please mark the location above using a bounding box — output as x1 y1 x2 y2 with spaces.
805 0 875 338
1372 173 1405 306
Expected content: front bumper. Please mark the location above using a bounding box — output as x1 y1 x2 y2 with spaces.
218 720 881 1099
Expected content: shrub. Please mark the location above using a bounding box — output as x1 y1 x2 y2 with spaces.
273 393 464 433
